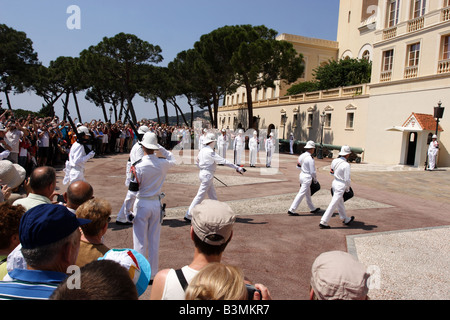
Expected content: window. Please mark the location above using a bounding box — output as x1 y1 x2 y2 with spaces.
293 113 298 128
387 0 401 27
407 43 421 67
383 49 394 71
325 113 332 128
412 0 426 18
346 113 355 129
443 35 450 60
444 0 449 7
362 50 371 61
307 113 313 127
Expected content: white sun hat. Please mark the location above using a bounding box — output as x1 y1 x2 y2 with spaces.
203 132 217 145
140 132 159 150
305 141 316 149
339 145 352 156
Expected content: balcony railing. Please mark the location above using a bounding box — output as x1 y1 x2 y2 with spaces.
382 27 397 40
404 65 418 78
407 16 424 32
438 58 450 74
380 70 392 82
219 84 369 110
443 6 450 22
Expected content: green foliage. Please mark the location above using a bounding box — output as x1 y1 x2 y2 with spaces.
313 58 372 90
286 81 319 95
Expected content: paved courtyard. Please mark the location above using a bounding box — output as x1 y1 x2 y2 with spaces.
54 149 450 300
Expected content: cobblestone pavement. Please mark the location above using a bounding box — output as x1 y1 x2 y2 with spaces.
54 150 450 300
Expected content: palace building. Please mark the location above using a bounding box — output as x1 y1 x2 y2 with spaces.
218 0 450 167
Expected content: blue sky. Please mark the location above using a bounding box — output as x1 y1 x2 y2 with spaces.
0 0 340 121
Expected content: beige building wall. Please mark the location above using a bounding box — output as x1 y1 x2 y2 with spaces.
218 0 450 167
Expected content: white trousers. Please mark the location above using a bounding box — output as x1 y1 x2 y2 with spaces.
117 190 137 222
133 198 161 279
266 150 273 167
428 150 438 170
235 147 244 165
249 148 257 166
218 144 227 159
320 180 350 225
289 173 316 212
185 170 217 219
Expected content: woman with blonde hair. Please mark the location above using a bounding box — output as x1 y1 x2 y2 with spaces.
185 263 247 300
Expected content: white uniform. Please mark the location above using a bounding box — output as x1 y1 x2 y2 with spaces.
63 142 95 185
265 137 275 167
185 145 241 220
132 145 176 279
217 133 229 159
427 139 439 170
249 135 259 167
233 134 245 165
289 152 318 213
320 157 353 226
198 134 207 150
116 141 145 223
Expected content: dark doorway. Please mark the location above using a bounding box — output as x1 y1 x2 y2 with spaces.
406 132 417 165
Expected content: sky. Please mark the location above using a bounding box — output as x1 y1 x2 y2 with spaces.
0 0 340 122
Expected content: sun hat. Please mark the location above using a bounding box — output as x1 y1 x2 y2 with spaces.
77 126 90 136
191 200 236 246
432 134 437 139
19 204 91 249
203 133 217 145
310 251 369 300
304 141 316 149
140 132 159 150
99 249 151 297
138 126 150 135
0 160 26 189
339 145 352 156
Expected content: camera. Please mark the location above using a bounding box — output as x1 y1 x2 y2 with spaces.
246 284 261 300
56 194 66 203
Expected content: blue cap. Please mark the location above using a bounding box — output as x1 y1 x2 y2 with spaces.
19 204 91 249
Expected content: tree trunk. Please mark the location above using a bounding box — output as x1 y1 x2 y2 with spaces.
169 98 189 127
72 90 82 123
63 90 70 120
162 99 169 125
154 99 161 124
245 80 254 130
187 98 194 128
4 88 12 110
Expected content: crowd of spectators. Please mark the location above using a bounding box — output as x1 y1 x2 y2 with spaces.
0 108 194 176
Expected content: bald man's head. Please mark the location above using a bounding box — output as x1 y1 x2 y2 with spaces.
65 181 94 210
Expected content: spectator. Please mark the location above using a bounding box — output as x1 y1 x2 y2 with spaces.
4 119 28 164
75 198 111 267
63 180 94 213
49 260 138 300
185 263 247 300
0 203 26 280
310 250 370 300
0 160 26 204
13 166 57 211
0 204 91 299
98 248 151 297
0 128 12 160
185 262 272 301
150 199 235 300
36 123 52 167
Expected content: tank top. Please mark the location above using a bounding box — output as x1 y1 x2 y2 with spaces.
161 265 199 300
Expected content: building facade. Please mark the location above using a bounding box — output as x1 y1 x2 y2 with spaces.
218 0 450 167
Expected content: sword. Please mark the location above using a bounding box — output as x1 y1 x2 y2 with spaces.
214 176 228 187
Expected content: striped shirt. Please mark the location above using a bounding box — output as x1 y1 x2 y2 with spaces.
0 269 67 300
